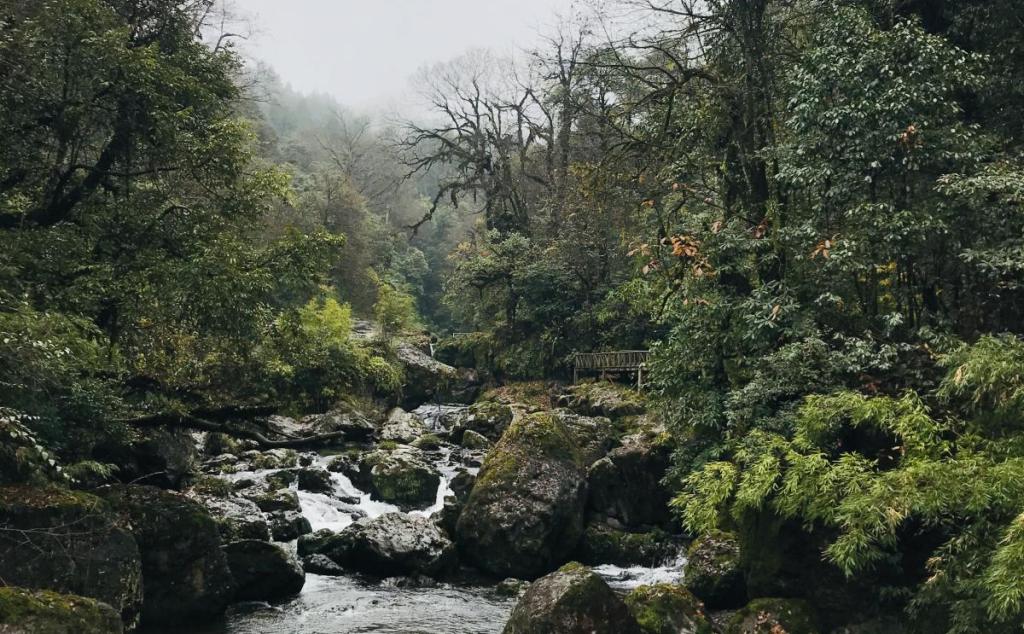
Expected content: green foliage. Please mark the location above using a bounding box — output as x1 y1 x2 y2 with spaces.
374 280 419 342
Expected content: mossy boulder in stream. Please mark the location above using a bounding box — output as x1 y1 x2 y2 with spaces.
724 598 820 634
187 492 271 542
624 584 713 634
684 530 746 609
446 402 514 442
501 562 643 634
0 587 124 634
587 435 672 528
576 521 679 567
379 408 429 444
355 446 441 510
456 411 588 578
223 539 305 601
0 486 142 627
96 484 234 626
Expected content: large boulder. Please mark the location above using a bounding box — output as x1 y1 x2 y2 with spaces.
558 381 646 418
298 402 377 442
0 486 142 627
556 410 616 466
354 446 441 510
684 530 746 609
502 562 643 634
724 598 819 634
0 587 123 634
222 540 305 601
624 584 713 634
268 510 312 542
446 402 514 443
188 492 270 542
295 466 334 493
96 485 233 626
576 522 679 567
456 411 588 578
93 427 197 489
587 435 672 528
379 408 429 444
249 448 298 470
299 513 455 577
396 343 479 406
243 487 301 513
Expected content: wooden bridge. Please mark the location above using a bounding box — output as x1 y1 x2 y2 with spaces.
572 350 650 388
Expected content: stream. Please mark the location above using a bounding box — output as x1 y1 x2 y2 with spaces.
191 403 685 634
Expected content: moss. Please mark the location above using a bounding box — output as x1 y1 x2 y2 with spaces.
188 475 234 498
577 523 678 567
0 484 104 514
378 439 399 451
725 598 820 634
625 584 714 634
411 433 443 450
685 530 746 609
0 587 123 633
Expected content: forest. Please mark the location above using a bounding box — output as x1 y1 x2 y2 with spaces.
1 0 1023 633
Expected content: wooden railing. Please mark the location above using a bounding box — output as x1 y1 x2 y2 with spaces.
572 350 650 387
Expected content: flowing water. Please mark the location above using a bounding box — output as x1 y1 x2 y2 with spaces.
193 403 685 634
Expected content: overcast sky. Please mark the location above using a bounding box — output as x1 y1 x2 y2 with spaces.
230 0 579 111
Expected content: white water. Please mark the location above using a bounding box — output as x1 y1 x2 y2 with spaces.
592 552 687 591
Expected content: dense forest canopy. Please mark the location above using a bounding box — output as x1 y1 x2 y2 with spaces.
2 0 1024 632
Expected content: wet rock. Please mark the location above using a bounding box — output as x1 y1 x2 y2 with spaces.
624 584 713 634
576 522 679 567
268 510 312 541
265 469 297 490
0 587 124 634
411 433 444 450
300 513 456 578
296 466 333 493
495 578 531 598
456 411 588 579
298 453 315 467
449 469 476 501
356 446 441 511
557 382 645 418
724 598 819 634
435 494 462 536
300 404 377 441
189 493 270 542
0 486 142 627
684 530 746 609
502 562 642 634
460 429 491 450
446 402 514 443
587 435 672 528
245 488 301 513
96 484 233 626
302 553 345 575
395 344 461 407
250 448 299 470
223 540 305 601
379 408 429 444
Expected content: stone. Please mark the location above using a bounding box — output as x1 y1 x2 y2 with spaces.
250 448 299 470
355 446 441 511
299 404 377 442
587 435 672 528
624 584 714 634
446 402 515 443
96 485 233 626
268 510 313 542
223 540 305 601
558 382 645 419
684 530 746 610
724 598 820 634
189 492 270 542
379 408 429 444
501 562 643 634
265 469 297 490
296 466 334 493
576 522 680 567
245 488 301 513
0 486 142 627
302 553 346 575
395 344 462 407
460 429 491 450
93 427 197 489
456 412 588 579
449 469 475 501
556 410 617 466
0 587 123 634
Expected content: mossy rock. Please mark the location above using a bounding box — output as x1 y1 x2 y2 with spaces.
244 488 301 513
587 435 672 528
724 598 819 634
460 429 492 450
502 562 643 634
250 448 299 470
576 522 679 567
357 446 441 511
446 402 515 442
684 530 746 609
411 433 444 450
624 584 714 634
223 539 305 601
0 486 142 627
0 587 123 634
558 381 646 419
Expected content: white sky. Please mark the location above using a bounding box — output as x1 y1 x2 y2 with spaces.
230 0 580 111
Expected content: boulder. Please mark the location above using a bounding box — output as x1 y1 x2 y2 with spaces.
460 429 492 450
250 448 299 470
0 587 123 634
724 598 819 634
395 344 462 407
587 436 672 527
265 469 297 490
202 432 252 457
446 402 514 442
192 493 270 542
0 486 142 627
268 510 312 541
684 530 746 609
244 488 301 513
411 433 444 450
223 540 305 601
299 404 377 441
624 584 713 634
379 408 429 444
300 513 455 577
456 412 588 579
355 446 441 510
556 410 616 466
576 522 679 567
96 485 233 626
93 427 196 489
449 469 475 501
502 562 643 634
302 553 345 575
558 382 645 418
296 466 334 493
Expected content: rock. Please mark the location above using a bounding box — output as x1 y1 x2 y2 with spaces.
0 587 124 634
724 598 819 634
202 432 251 457
435 494 462 536
245 488 301 513
379 408 429 444
300 513 455 577
93 427 197 489
96 485 233 626
456 411 588 579
495 578 531 598
0 486 142 627
189 493 270 542
411 433 443 450
299 405 376 441
268 510 312 541
265 469 298 490
446 402 514 442
223 540 305 601
250 448 299 470
449 469 475 501
576 522 679 567
502 562 643 634
684 531 746 609
296 466 334 493
587 435 672 527
558 382 645 418
395 343 462 407
356 446 441 510
624 584 713 634
556 410 616 465
302 553 346 575
460 429 491 450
